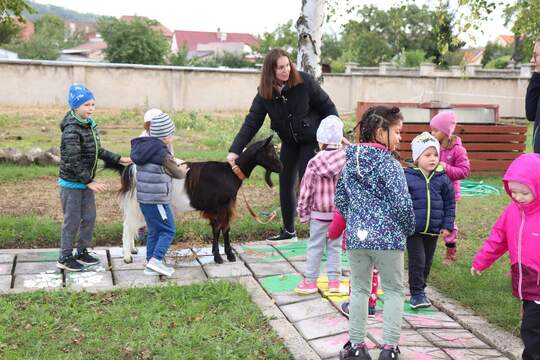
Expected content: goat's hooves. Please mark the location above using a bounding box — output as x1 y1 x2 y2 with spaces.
227 253 236 262
130 249 139 255
123 256 133 264
214 255 224 264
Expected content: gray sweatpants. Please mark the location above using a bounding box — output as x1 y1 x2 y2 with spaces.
305 219 342 282
348 249 404 345
59 187 96 257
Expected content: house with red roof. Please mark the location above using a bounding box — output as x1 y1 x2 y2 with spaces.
171 28 259 59
495 34 515 47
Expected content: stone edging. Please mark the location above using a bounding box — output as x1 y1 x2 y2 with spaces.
426 286 523 360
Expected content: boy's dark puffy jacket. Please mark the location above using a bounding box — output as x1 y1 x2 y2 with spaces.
229 71 338 154
59 111 120 184
405 166 456 235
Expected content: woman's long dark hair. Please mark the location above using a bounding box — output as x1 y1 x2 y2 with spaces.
258 48 303 100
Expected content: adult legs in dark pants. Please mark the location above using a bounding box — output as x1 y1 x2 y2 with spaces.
270 141 317 239
407 233 438 307
522 300 540 360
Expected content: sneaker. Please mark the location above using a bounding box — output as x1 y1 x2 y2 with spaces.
409 294 430 309
295 279 318 294
146 257 174 277
329 279 340 293
378 345 400 360
57 255 84 272
340 341 372 360
75 249 100 265
267 228 297 241
368 306 376 318
143 267 159 276
422 294 432 307
340 302 350 318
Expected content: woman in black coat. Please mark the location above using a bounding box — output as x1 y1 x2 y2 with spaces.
227 48 339 241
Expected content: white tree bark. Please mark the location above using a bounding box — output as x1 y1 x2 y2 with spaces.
296 0 325 83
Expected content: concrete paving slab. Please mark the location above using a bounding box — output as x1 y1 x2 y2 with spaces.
239 244 285 264
163 266 207 286
114 270 159 287
271 240 309 261
249 261 296 278
308 332 378 359
368 327 432 347
399 346 451 359
404 311 463 329
14 261 60 275
13 272 63 290
203 262 250 278
281 297 338 323
0 263 12 275
0 275 12 290
111 257 146 270
197 256 217 265
17 251 59 262
443 348 509 359
418 328 490 349
259 273 303 295
66 270 113 289
0 253 14 263
295 313 349 340
290 260 307 274
192 246 224 256
273 292 321 306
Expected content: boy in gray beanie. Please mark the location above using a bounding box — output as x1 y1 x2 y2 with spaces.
130 112 188 276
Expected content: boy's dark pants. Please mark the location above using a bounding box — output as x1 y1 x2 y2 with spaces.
60 187 96 257
406 233 438 296
522 300 540 360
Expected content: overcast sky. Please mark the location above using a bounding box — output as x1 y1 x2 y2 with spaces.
33 0 511 47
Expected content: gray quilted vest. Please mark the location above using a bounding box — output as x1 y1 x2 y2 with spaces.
135 163 172 204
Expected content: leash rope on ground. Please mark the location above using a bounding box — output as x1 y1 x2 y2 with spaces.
240 187 279 224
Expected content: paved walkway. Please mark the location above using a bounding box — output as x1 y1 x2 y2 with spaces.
0 240 524 360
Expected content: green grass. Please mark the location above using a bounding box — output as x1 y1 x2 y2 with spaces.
0 282 292 360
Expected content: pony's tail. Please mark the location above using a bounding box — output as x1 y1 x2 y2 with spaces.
119 164 135 196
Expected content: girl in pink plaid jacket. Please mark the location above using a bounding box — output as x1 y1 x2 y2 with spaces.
295 115 346 294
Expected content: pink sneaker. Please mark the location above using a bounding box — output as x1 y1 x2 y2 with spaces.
328 279 340 293
295 279 318 294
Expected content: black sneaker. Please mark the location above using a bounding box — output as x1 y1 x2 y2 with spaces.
410 294 430 309
267 228 297 241
75 249 100 265
368 305 376 318
57 255 84 272
340 302 350 318
378 345 400 360
340 341 372 360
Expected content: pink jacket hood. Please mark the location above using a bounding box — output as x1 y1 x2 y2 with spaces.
472 153 540 300
502 153 540 214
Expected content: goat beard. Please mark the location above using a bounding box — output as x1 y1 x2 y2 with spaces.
265 170 273 188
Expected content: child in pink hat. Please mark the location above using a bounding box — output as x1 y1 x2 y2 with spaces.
430 111 470 265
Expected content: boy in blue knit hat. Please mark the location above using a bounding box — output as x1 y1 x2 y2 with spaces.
57 84 132 272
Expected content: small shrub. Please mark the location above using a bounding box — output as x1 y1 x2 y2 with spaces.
485 55 512 69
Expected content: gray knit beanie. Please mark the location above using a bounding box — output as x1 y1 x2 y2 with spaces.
150 112 175 139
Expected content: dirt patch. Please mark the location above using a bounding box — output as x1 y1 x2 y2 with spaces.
0 177 279 224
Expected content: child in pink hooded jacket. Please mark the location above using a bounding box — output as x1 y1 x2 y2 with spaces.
471 153 540 360
430 111 470 264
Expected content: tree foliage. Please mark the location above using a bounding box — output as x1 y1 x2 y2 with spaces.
481 41 512 67
256 20 297 59
0 0 33 21
188 52 255 69
0 17 20 45
6 15 84 59
97 16 170 65
339 3 463 66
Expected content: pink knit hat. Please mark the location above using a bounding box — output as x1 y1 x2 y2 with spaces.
430 111 457 136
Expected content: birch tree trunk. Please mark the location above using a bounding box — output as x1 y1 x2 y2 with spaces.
296 0 324 82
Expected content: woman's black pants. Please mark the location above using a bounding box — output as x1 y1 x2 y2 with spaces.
279 141 318 232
